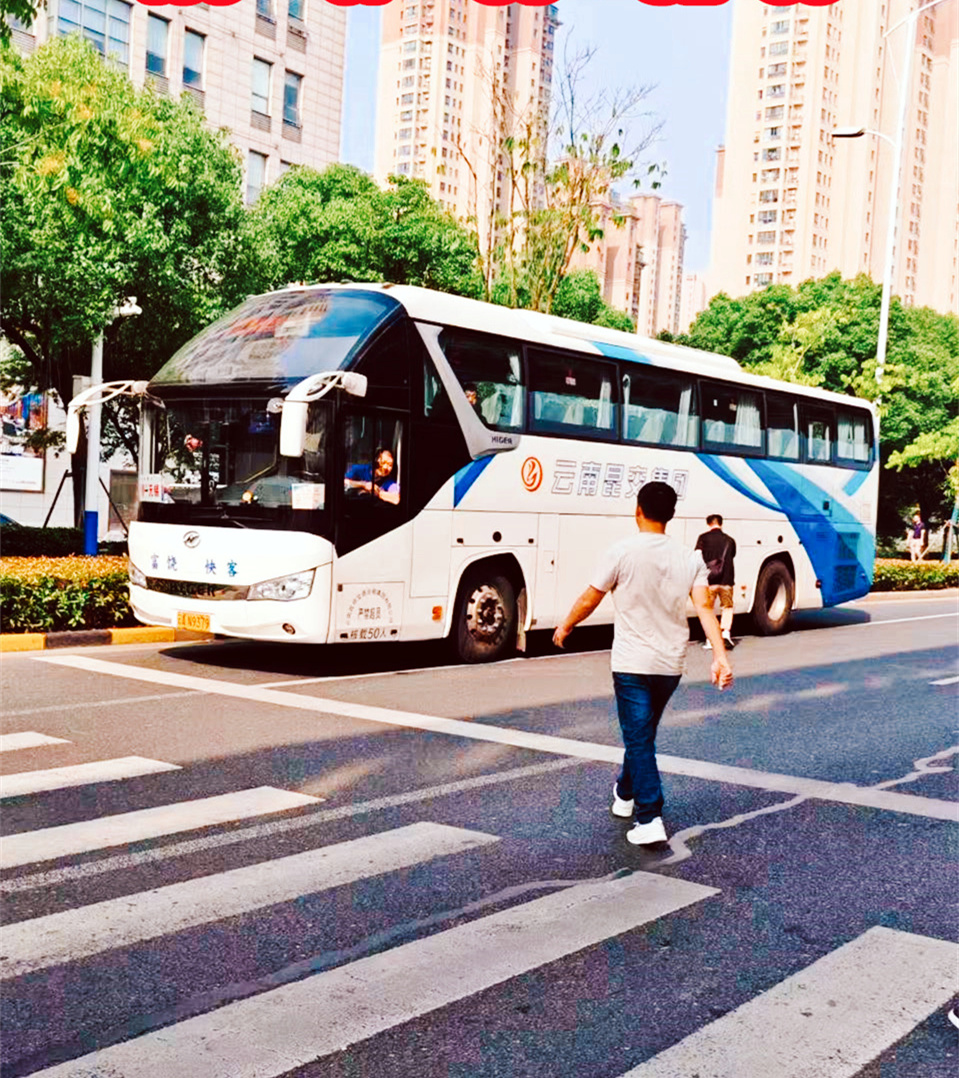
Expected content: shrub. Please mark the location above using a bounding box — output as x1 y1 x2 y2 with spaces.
0 523 85 557
871 558 959 591
0 556 135 632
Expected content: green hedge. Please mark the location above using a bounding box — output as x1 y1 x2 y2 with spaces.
0 556 135 633
871 558 959 591
0 523 85 557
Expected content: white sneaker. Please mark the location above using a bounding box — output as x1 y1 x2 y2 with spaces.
611 783 634 818
702 640 712 650
626 817 668 846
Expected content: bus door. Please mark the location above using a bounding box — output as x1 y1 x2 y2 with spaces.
334 407 412 643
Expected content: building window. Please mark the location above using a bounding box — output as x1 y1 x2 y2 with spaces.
57 0 132 66
769 40 789 56
765 126 782 141
771 20 790 34
256 0 275 19
759 190 779 203
183 29 204 89
252 58 272 114
757 230 777 244
288 0 304 20
755 273 773 286
283 71 302 126
247 151 267 204
145 14 168 76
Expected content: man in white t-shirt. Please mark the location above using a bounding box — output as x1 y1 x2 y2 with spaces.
553 481 733 847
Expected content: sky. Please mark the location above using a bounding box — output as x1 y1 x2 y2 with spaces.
340 0 733 275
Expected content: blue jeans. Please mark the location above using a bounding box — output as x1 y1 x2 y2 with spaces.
612 672 681 824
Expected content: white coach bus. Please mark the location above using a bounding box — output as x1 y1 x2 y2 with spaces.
72 284 878 662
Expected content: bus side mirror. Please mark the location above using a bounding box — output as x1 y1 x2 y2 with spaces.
280 400 308 458
66 409 81 455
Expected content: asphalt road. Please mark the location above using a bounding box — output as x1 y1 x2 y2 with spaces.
1 592 957 1078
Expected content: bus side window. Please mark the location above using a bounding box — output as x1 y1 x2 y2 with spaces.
343 414 403 507
803 407 834 463
623 371 698 448
528 349 617 438
434 329 525 432
767 395 800 460
837 408 871 465
701 382 764 453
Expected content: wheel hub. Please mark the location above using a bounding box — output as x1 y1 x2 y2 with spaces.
466 585 505 641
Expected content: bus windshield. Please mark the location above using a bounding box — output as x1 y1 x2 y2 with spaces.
139 397 330 529
150 290 400 387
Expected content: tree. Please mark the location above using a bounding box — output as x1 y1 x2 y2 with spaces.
683 273 959 536
0 0 41 44
1 36 245 417
242 164 482 298
550 269 635 332
456 45 662 314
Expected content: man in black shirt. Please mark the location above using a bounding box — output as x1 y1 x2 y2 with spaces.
695 514 737 650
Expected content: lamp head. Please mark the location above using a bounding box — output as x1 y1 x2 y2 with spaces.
117 296 142 318
830 126 865 139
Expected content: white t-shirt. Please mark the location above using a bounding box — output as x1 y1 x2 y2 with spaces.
591 532 709 676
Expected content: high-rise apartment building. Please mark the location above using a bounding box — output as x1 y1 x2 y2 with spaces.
11 0 347 204
710 0 957 314
570 193 687 337
374 1 559 237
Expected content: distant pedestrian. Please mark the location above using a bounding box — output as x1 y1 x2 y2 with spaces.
695 514 737 651
553 482 733 848
907 511 928 562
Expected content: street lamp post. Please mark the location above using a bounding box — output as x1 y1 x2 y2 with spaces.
83 297 141 556
831 0 949 389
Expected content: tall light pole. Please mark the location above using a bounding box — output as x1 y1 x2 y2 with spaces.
84 297 141 556
831 0 949 389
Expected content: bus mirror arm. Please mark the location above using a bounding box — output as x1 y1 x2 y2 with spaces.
279 371 369 458
414 322 520 460
65 379 157 454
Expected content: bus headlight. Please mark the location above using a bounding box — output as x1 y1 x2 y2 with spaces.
130 563 147 589
248 569 315 602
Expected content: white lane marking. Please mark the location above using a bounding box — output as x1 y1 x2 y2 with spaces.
0 756 181 799
0 787 320 870
0 732 70 753
0 691 201 720
620 926 958 1078
30 871 718 1078
0 822 498 979
860 612 958 627
40 655 959 822
2 758 581 894
931 675 959 686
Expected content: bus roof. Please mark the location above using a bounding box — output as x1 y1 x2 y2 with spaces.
275 283 876 414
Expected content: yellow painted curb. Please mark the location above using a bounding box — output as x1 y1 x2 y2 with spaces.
0 633 46 652
109 627 177 645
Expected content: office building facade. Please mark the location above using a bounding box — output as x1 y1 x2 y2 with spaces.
11 0 347 204
710 0 957 314
374 1 559 239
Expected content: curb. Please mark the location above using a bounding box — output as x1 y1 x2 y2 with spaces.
853 587 959 603
0 627 214 653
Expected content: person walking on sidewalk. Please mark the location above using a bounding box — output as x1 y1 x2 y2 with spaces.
553 482 734 848
695 514 738 651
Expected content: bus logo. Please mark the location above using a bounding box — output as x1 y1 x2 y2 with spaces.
521 457 544 492
183 530 201 549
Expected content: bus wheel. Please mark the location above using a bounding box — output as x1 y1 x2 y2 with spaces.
454 570 517 663
752 560 794 635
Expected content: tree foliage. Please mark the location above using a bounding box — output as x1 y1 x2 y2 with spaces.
0 35 245 412
242 164 482 298
682 273 959 535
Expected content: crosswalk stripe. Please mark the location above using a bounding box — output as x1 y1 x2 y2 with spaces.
0 731 71 753
39 655 959 822
619 926 959 1078
0 756 181 799
0 822 498 979
30 870 719 1078
0 786 320 869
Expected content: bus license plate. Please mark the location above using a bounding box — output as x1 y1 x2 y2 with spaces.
177 612 210 632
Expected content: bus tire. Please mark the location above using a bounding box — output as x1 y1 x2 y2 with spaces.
752 560 794 635
453 569 517 663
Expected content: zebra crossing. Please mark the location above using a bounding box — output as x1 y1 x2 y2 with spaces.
2 727 956 1078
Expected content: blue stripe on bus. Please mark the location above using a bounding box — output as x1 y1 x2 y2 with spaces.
591 342 652 364
454 456 495 507
843 469 871 496
698 454 874 606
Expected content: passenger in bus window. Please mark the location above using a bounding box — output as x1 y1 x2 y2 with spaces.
552 482 733 850
344 447 400 505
